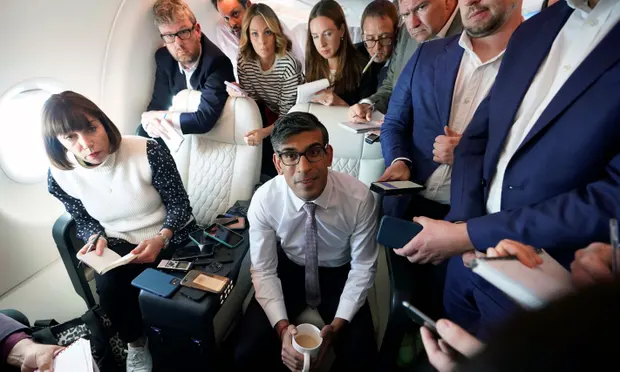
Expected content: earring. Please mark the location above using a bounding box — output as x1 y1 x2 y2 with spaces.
341 36 344 40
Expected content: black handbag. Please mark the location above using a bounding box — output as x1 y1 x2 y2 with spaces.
31 305 126 372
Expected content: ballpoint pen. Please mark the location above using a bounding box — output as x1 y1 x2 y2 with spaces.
78 231 103 268
362 52 378 75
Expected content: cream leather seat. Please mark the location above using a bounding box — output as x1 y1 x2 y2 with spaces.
159 89 264 345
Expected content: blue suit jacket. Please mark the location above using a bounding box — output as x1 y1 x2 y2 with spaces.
380 35 464 185
447 2 620 267
147 34 234 134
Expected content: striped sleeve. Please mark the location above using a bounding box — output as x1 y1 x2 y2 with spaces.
277 55 303 116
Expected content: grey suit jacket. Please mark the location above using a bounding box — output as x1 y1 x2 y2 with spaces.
368 11 463 113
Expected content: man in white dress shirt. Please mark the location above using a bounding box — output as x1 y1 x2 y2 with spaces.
210 0 305 79
230 112 379 371
396 0 620 341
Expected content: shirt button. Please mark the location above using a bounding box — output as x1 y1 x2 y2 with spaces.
589 19 599 26
464 98 471 104
563 64 571 71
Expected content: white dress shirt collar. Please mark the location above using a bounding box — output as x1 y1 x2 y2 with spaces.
287 173 334 212
457 32 506 67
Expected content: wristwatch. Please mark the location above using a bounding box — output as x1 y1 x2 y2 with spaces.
156 232 170 249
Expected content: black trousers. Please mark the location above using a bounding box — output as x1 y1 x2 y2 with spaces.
383 193 451 319
94 242 175 343
230 250 377 371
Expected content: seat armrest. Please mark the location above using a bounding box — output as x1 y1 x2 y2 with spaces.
52 213 97 309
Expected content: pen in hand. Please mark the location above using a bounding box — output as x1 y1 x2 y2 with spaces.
78 231 103 268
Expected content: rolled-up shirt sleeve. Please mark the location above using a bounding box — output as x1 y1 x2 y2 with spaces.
247 195 288 327
335 191 379 321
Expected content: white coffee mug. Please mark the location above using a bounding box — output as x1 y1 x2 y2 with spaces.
292 323 323 372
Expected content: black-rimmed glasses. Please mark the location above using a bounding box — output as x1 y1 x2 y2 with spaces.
161 24 195 44
363 36 393 48
277 144 327 166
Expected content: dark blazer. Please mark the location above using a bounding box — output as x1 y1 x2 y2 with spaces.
334 53 376 106
147 33 234 134
380 35 464 186
447 2 620 267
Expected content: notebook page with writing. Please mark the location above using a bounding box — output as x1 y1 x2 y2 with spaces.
296 79 330 104
77 248 137 275
471 250 575 310
36 338 98 372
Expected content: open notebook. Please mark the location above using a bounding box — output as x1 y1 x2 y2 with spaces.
469 250 575 310
296 78 330 104
77 247 136 275
36 338 99 372
339 110 385 134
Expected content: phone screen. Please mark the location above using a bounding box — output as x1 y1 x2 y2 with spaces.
206 224 244 247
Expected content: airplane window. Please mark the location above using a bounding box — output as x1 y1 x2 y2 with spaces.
0 88 53 184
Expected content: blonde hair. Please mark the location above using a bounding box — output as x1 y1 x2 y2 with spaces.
152 0 197 27
239 3 292 61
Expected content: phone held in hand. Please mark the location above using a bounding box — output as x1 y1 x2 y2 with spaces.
370 180 424 196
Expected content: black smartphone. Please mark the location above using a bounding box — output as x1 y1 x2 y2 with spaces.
370 180 424 196
205 223 244 249
180 286 208 302
173 242 219 260
214 215 239 226
402 301 466 361
365 132 380 144
188 229 217 257
376 216 423 249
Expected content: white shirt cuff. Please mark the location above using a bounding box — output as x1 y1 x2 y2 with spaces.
391 157 412 166
264 300 289 327
359 98 374 105
334 299 359 322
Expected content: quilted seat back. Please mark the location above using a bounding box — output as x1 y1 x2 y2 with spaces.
288 103 384 185
171 91 262 226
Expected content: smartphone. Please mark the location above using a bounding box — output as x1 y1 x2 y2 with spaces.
376 216 423 249
205 223 244 249
226 216 246 230
131 268 181 298
215 215 238 226
157 259 193 272
365 132 380 144
180 286 207 302
370 180 424 196
402 301 466 361
188 229 217 256
181 270 230 294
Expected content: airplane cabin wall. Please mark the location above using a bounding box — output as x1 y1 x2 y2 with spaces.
0 0 218 322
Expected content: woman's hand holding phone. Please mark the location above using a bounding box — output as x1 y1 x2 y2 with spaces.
420 319 484 372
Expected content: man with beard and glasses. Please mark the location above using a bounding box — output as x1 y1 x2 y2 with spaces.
211 0 304 79
230 112 379 371
138 0 234 142
376 0 523 323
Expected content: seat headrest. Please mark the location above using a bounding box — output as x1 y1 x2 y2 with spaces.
172 89 262 145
